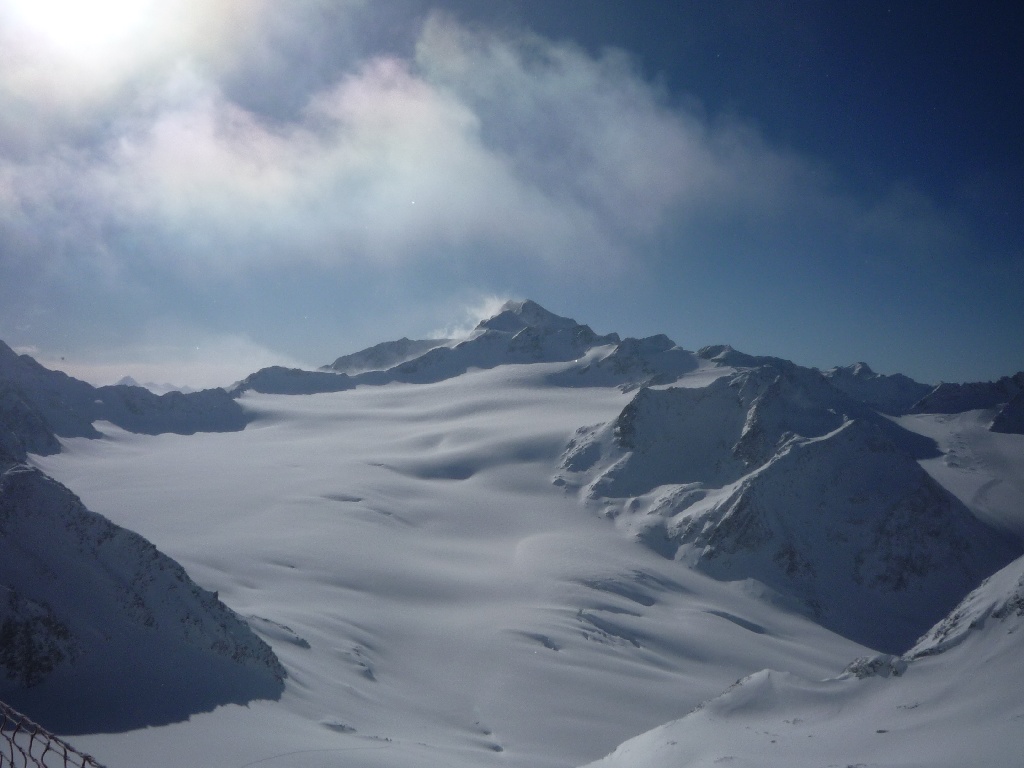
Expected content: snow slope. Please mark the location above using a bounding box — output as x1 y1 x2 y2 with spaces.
582 551 1024 768
0 463 284 735
323 338 453 375
895 409 1024 541
7 300 1022 767
557 361 1019 651
34 363 869 768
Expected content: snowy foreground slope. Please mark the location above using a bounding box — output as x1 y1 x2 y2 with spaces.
583 553 1024 768
6 300 1024 767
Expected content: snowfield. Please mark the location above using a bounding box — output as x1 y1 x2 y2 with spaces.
3 301 1022 768
34 363 867 768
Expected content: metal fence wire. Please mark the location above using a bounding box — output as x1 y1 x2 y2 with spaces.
0 701 104 768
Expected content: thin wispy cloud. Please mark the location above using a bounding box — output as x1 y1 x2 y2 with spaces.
431 294 515 340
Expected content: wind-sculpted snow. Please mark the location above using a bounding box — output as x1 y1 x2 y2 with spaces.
560 361 1017 651
823 361 932 415
0 464 284 734
34 367 870 768
7 301 1024 766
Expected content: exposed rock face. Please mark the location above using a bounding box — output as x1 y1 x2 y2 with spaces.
564 361 933 500
0 464 284 733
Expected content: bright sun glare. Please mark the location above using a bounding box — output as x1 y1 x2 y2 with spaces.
10 0 154 55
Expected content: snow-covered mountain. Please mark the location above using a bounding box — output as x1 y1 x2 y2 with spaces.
582 551 1024 768
0 342 282 734
557 359 1019 651
322 337 454 375
0 462 284 734
232 300 697 394
910 371 1024 415
0 340 250 441
822 361 932 415
2 299 1022 767
115 376 195 395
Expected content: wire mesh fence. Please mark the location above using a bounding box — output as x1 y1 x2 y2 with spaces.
0 700 104 768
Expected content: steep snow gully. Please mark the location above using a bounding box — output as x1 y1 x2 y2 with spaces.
1 300 1022 767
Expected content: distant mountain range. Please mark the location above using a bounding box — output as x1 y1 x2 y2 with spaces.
230 301 1024 433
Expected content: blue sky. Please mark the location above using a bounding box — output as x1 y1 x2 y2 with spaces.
0 0 1020 387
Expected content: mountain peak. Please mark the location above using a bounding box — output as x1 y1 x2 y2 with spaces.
476 299 579 334
849 361 874 376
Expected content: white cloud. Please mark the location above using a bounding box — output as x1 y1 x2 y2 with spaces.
0 10 967 290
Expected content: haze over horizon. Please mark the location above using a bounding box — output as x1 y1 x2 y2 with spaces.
1 1 1021 388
